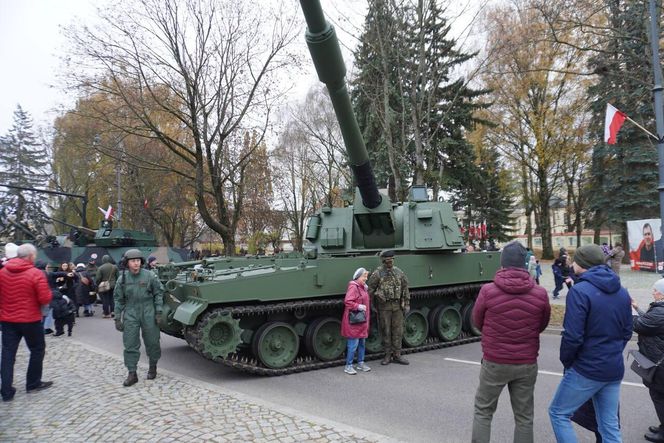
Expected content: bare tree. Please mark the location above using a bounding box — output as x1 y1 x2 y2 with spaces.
63 0 299 254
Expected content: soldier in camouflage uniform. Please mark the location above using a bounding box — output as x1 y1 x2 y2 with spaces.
367 250 410 365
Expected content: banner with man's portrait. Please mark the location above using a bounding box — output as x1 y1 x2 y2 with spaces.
627 218 662 271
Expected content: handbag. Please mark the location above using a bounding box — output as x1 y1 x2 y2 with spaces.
348 309 367 324
630 350 664 384
98 281 111 292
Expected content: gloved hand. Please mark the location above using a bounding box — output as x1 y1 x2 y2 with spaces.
357 304 367 312
155 313 162 324
114 319 124 332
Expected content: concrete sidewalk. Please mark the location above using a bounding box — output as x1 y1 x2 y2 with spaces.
538 262 659 309
0 337 393 443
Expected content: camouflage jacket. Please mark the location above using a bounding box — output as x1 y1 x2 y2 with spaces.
367 264 410 304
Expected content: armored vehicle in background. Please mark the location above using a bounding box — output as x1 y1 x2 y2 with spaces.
35 219 189 268
156 0 500 375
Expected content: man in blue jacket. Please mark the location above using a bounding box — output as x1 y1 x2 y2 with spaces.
548 244 633 442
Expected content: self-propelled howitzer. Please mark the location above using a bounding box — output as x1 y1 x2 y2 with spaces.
156 0 500 375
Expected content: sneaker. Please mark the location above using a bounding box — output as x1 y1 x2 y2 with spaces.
44 328 53 335
344 365 357 375
355 362 371 372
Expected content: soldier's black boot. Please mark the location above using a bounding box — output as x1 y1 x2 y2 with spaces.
147 363 157 380
392 352 410 365
381 353 392 365
123 371 138 387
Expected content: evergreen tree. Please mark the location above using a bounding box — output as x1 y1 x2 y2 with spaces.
586 0 657 242
0 105 49 239
351 0 494 210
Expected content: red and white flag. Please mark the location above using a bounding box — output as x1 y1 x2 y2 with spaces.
604 103 627 145
98 205 114 220
481 220 487 240
143 198 149 209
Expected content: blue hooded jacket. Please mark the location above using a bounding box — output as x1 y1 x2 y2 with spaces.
560 265 633 382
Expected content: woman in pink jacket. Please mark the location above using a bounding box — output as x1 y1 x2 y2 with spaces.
341 267 371 375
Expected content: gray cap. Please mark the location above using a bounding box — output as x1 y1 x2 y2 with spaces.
573 245 605 270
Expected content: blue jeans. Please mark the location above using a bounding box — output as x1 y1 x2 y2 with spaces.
346 338 366 365
549 368 621 443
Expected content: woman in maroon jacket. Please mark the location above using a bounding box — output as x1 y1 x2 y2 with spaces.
341 268 371 375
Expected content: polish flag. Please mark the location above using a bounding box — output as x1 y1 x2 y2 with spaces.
143 198 149 209
604 103 627 145
481 220 487 240
469 222 476 240
98 205 114 220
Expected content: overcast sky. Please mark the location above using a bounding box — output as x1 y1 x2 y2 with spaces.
0 0 480 137
0 0 98 135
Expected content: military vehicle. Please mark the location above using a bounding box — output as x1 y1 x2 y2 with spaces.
156 0 501 375
34 218 190 268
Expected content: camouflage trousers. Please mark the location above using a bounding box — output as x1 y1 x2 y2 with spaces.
377 300 404 354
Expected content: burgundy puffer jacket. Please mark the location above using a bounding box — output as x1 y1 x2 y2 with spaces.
0 258 52 323
341 280 370 339
472 267 550 364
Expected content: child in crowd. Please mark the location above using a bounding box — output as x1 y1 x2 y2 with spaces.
51 289 76 336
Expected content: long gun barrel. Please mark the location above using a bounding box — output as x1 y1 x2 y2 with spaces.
299 0 382 209
50 217 97 237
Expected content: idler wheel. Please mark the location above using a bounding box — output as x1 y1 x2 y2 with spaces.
402 309 428 348
252 322 299 369
429 305 462 342
192 310 243 359
304 317 344 361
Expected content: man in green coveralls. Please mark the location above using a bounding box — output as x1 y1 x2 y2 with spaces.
113 249 164 386
367 250 411 366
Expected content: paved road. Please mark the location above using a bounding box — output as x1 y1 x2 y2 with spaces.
24 312 653 443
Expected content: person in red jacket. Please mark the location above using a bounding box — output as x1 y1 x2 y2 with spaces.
341 267 371 375
471 241 551 443
0 243 53 402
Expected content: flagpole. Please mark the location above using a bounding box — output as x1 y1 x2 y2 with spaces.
625 115 659 141
648 0 664 275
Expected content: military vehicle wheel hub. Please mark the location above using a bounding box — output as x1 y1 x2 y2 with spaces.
403 310 428 348
304 317 344 361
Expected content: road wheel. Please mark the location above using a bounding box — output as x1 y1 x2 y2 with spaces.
461 302 481 336
430 305 462 342
402 309 428 348
304 317 345 361
252 322 299 369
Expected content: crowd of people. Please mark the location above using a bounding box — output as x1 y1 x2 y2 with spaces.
3 238 664 442
0 245 165 398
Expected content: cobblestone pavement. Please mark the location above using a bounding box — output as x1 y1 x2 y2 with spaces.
0 337 392 443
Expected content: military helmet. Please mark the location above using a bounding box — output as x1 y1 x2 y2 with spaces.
124 248 144 261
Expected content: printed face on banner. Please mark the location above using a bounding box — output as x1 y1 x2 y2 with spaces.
628 219 662 272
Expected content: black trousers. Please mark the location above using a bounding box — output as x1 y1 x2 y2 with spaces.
650 387 664 426
54 317 74 335
100 291 115 316
1 321 46 398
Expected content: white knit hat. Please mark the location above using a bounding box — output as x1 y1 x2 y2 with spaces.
353 267 367 280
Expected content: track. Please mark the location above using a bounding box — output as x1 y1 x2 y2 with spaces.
184 283 484 375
